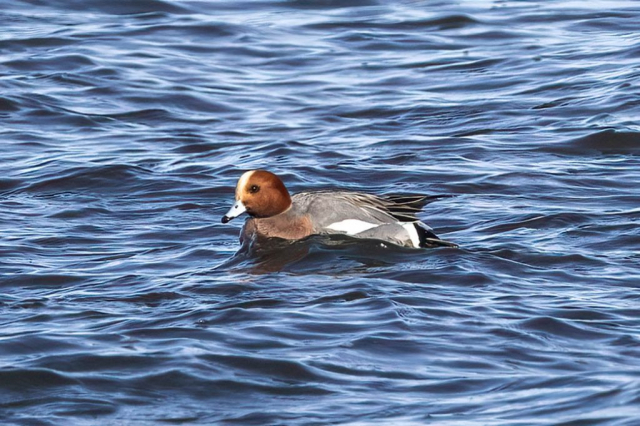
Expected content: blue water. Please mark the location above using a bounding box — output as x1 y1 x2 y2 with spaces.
2 0 640 424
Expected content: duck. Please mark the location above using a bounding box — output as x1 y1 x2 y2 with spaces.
221 170 457 249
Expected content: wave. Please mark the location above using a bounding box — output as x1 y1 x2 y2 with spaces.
543 130 640 155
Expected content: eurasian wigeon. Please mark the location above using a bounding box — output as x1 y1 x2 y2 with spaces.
222 170 457 249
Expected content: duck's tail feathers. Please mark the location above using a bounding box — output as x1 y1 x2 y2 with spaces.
384 193 451 210
382 194 452 222
414 222 458 249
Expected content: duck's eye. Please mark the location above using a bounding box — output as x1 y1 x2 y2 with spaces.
249 185 260 194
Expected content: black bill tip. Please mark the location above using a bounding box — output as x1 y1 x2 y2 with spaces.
221 216 231 224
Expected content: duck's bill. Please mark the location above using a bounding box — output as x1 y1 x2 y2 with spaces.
221 200 247 223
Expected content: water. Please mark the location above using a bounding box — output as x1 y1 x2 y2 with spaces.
2 0 640 424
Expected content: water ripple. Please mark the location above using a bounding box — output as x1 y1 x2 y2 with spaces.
1 0 640 424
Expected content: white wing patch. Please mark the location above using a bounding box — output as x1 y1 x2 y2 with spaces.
326 219 378 235
402 222 421 248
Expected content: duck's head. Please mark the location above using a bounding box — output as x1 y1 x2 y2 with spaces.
222 170 292 223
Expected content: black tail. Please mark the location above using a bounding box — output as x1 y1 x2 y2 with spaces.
414 223 458 249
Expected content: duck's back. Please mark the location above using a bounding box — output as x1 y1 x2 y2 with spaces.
290 190 457 248
292 191 401 231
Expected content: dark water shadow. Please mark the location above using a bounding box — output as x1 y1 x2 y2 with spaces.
215 234 450 275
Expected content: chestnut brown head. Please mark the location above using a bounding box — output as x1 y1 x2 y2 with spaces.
222 170 292 223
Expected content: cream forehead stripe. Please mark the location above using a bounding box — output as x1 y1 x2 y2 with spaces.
235 170 255 199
